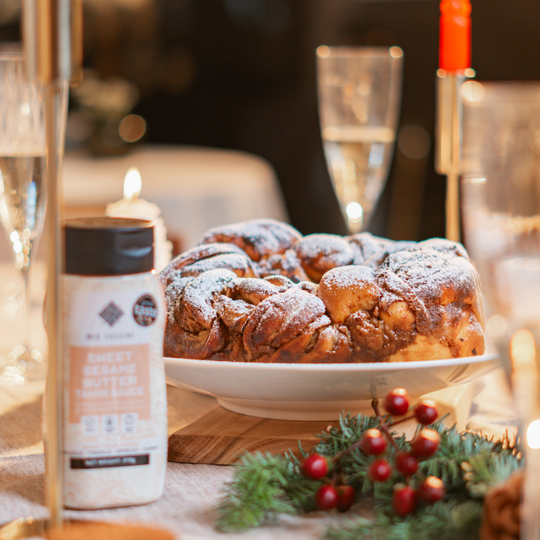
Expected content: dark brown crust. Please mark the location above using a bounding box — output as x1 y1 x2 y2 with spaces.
259 249 309 283
160 243 258 287
242 288 328 360
200 219 302 262
294 234 355 282
160 220 485 363
348 232 394 266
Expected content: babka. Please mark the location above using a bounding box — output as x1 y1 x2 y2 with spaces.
160 219 485 363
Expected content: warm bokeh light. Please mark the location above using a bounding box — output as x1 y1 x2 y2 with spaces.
397 124 431 160
461 80 486 102
468 177 486 185
436 67 475 79
486 314 508 339
527 419 540 449
389 46 403 59
123 167 142 201
346 202 363 223
119 114 147 143
316 45 330 58
510 328 536 369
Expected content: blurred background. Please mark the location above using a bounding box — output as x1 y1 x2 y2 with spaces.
1 0 539 243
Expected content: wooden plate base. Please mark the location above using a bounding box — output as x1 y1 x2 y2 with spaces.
168 406 335 465
167 399 458 465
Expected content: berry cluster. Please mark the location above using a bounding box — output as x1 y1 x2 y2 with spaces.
300 388 445 516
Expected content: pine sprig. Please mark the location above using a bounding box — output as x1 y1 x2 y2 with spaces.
214 412 522 536
314 412 383 456
313 413 408 493
463 452 522 498
323 500 483 540
214 451 319 532
418 425 518 494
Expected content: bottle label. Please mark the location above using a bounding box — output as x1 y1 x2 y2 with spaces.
67 288 156 428
70 454 150 469
69 343 151 423
64 285 163 464
133 294 159 326
61 273 167 509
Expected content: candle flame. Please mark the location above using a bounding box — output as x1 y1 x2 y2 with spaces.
123 167 142 201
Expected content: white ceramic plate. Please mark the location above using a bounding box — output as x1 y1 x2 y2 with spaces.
164 353 501 421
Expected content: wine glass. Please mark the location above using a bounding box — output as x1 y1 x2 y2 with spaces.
316 46 403 233
0 46 48 382
461 80 540 540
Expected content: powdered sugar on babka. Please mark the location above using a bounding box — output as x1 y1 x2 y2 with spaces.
161 219 485 363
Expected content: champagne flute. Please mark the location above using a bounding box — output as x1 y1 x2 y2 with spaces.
0 46 48 381
461 80 540 540
316 46 403 233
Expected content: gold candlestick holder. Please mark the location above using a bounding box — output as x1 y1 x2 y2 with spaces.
25 0 81 530
0 0 81 536
435 69 466 243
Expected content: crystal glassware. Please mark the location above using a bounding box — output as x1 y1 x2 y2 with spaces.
461 80 540 540
316 46 403 233
0 46 49 381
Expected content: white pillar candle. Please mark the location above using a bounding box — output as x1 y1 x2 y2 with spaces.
105 167 172 271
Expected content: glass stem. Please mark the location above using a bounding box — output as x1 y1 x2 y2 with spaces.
21 264 32 356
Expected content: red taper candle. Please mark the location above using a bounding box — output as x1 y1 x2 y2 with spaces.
439 0 471 73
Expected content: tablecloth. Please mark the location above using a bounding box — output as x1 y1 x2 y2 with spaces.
0 371 519 540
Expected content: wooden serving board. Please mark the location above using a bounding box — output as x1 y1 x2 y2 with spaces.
167 401 458 465
168 407 336 465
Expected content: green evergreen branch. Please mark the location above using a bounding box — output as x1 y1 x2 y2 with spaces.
214 412 522 536
463 452 522 498
214 451 319 532
323 500 483 540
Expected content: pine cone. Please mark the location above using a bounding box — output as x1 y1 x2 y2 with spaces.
480 470 523 540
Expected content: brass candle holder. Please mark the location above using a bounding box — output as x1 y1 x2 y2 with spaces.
435 69 465 244
25 0 82 530
0 0 81 536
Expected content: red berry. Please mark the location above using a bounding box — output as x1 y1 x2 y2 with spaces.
411 429 441 459
395 451 419 477
392 485 416 516
360 429 387 456
301 453 330 480
336 485 356 512
418 476 445 503
315 485 338 511
369 459 392 482
383 388 410 416
414 399 439 425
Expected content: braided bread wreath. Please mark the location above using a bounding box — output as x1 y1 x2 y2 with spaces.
160 219 485 364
